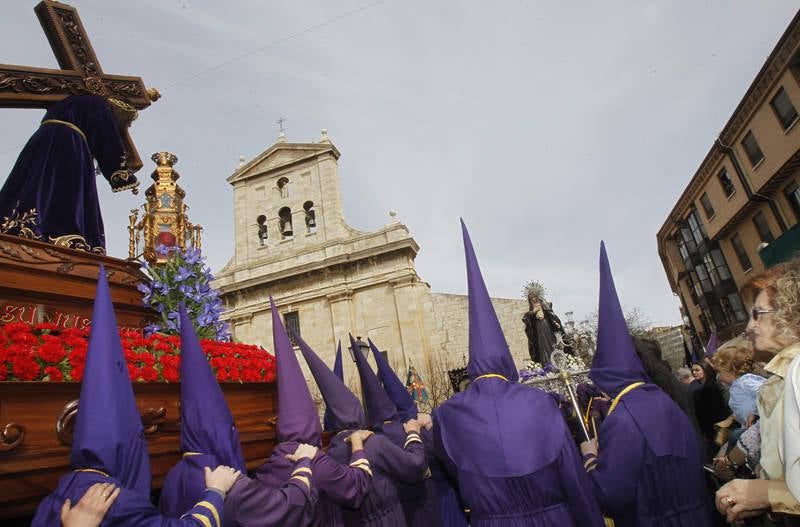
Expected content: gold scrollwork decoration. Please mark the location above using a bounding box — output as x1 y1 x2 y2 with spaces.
49 234 106 255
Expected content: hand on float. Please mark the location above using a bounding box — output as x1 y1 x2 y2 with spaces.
416 413 433 430
345 429 374 450
403 419 422 434
60 482 120 527
286 443 318 462
204 465 241 495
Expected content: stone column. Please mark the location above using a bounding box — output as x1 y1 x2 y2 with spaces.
390 276 429 369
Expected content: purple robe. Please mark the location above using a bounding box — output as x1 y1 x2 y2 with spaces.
327 430 428 526
585 386 714 527
0 94 136 251
34 269 223 527
32 465 224 527
160 306 246 518
253 441 372 527
223 458 317 527
324 343 344 432
434 378 604 526
379 421 442 527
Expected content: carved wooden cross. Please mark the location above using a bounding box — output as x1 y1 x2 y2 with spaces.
0 0 158 171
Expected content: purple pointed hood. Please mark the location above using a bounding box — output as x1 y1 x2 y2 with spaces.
369 338 417 421
704 332 718 358
179 304 245 470
589 241 648 395
461 219 518 382
271 298 322 445
323 341 343 432
70 265 151 495
296 331 365 431
351 334 398 427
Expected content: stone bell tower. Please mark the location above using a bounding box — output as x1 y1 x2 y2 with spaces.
225 129 355 267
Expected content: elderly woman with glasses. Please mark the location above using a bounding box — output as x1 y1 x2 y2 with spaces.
716 259 800 524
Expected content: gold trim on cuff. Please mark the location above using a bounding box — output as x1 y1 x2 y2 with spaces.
291 474 311 490
190 513 213 527
195 501 220 527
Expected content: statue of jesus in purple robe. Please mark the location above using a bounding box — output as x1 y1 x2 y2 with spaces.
0 94 140 252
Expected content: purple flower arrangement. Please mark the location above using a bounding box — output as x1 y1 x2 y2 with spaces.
518 361 555 381
137 245 231 341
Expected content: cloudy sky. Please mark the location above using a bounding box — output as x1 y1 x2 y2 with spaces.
1 1 798 326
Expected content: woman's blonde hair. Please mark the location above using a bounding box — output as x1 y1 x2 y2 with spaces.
712 340 755 377
743 256 800 343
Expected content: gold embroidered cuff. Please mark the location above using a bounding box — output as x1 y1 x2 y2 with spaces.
352 462 373 477
350 458 372 476
404 436 423 448
195 501 221 527
190 513 213 527
291 466 313 477
291 474 311 490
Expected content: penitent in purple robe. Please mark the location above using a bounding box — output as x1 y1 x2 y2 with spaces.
365 336 443 527
434 379 605 527
584 242 713 527
222 461 318 527
255 442 371 527
0 94 139 251
32 268 222 527
160 305 246 518
432 221 605 527
219 300 320 527
323 341 344 432
252 307 372 527
328 430 428 527
380 421 446 527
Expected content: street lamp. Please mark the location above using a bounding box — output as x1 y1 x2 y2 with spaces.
347 336 370 362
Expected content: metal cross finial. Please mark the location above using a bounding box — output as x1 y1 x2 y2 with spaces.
276 117 286 133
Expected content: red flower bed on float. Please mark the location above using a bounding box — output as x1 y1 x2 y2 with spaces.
0 322 276 383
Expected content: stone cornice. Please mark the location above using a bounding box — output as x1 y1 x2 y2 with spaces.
215 224 419 291
220 269 422 320
390 275 417 289
658 11 800 239
216 240 417 294
326 289 354 303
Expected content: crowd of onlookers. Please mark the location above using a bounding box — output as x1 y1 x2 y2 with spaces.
669 257 800 525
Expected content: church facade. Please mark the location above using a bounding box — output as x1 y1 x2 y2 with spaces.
214 131 528 392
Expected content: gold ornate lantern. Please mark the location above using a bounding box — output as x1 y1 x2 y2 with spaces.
128 152 202 264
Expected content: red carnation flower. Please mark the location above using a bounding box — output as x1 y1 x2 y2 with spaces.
44 366 63 382
0 363 7 381
36 339 67 364
4 322 32 336
162 365 179 383
128 365 142 382
70 363 85 382
13 355 41 381
139 365 159 382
